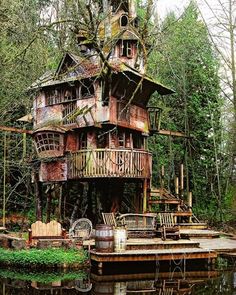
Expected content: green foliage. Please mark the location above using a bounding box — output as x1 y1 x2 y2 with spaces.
0 268 87 283
0 248 88 267
147 2 223 220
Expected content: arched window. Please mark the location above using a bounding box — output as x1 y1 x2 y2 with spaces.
34 131 64 157
120 15 128 27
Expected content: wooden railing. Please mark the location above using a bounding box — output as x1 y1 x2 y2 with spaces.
67 148 152 179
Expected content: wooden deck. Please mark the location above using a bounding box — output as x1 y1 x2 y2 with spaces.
180 229 221 238
88 231 236 270
90 248 217 263
192 237 236 253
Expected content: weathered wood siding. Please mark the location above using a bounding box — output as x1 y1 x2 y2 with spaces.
39 160 67 182
110 97 149 133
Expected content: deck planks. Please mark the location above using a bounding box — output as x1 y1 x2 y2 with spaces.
90 248 217 263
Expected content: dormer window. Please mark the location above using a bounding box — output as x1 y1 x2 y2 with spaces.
120 15 128 27
120 40 132 58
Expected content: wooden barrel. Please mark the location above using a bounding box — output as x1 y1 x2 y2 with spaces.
114 228 127 252
95 224 114 253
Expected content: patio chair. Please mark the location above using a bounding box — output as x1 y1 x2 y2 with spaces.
101 213 117 227
159 213 180 241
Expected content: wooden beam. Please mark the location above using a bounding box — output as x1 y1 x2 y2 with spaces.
157 129 188 138
142 179 147 213
0 126 32 135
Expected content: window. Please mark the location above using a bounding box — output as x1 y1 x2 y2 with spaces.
117 101 130 122
120 15 128 27
120 40 132 58
97 132 107 149
131 17 139 28
79 133 87 149
118 131 125 147
62 102 77 125
35 132 63 155
81 80 95 98
45 86 76 106
133 133 143 149
64 87 76 101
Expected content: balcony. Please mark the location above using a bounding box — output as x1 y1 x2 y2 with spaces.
67 149 152 179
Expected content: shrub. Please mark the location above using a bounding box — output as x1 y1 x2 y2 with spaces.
0 248 88 267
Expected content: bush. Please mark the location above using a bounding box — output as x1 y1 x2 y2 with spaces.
0 248 88 267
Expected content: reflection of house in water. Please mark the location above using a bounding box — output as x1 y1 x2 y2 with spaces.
91 269 220 295
30 0 176 221
2 268 236 295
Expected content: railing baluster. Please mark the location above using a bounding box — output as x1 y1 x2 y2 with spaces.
67 149 151 179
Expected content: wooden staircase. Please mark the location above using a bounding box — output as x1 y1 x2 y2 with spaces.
148 188 204 227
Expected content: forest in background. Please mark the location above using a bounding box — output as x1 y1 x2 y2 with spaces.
0 0 235 228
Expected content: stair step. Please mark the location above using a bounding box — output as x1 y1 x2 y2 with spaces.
178 223 208 230
126 240 200 250
173 211 193 217
148 200 181 204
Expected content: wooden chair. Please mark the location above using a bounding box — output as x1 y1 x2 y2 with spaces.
101 213 117 227
28 220 66 245
158 213 180 241
159 289 173 295
69 218 93 240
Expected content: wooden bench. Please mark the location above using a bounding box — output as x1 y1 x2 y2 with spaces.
28 220 66 245
158 213 180 241
119 213 157 238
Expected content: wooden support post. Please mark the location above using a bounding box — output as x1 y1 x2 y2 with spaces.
58 184 62 222
63 182 67 221
180 164 184 199
135 182 141 213
46 191 52 223
142 179 148 213
187 191 193 223
34 168 43 221
160 165 165 199
174 176 179 197
175 176 180 211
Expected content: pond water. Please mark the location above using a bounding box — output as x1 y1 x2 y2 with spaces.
0 263 235 294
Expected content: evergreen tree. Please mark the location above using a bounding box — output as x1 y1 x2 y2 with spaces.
148 2 223 220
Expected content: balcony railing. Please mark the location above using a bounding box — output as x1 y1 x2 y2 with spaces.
67 148 152 179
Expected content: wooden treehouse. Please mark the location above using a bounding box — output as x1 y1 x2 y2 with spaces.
30 0 194 223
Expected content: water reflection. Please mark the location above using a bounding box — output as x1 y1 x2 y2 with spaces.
0 266 235 294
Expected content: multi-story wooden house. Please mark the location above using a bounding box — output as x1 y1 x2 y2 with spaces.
31 0 173 219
